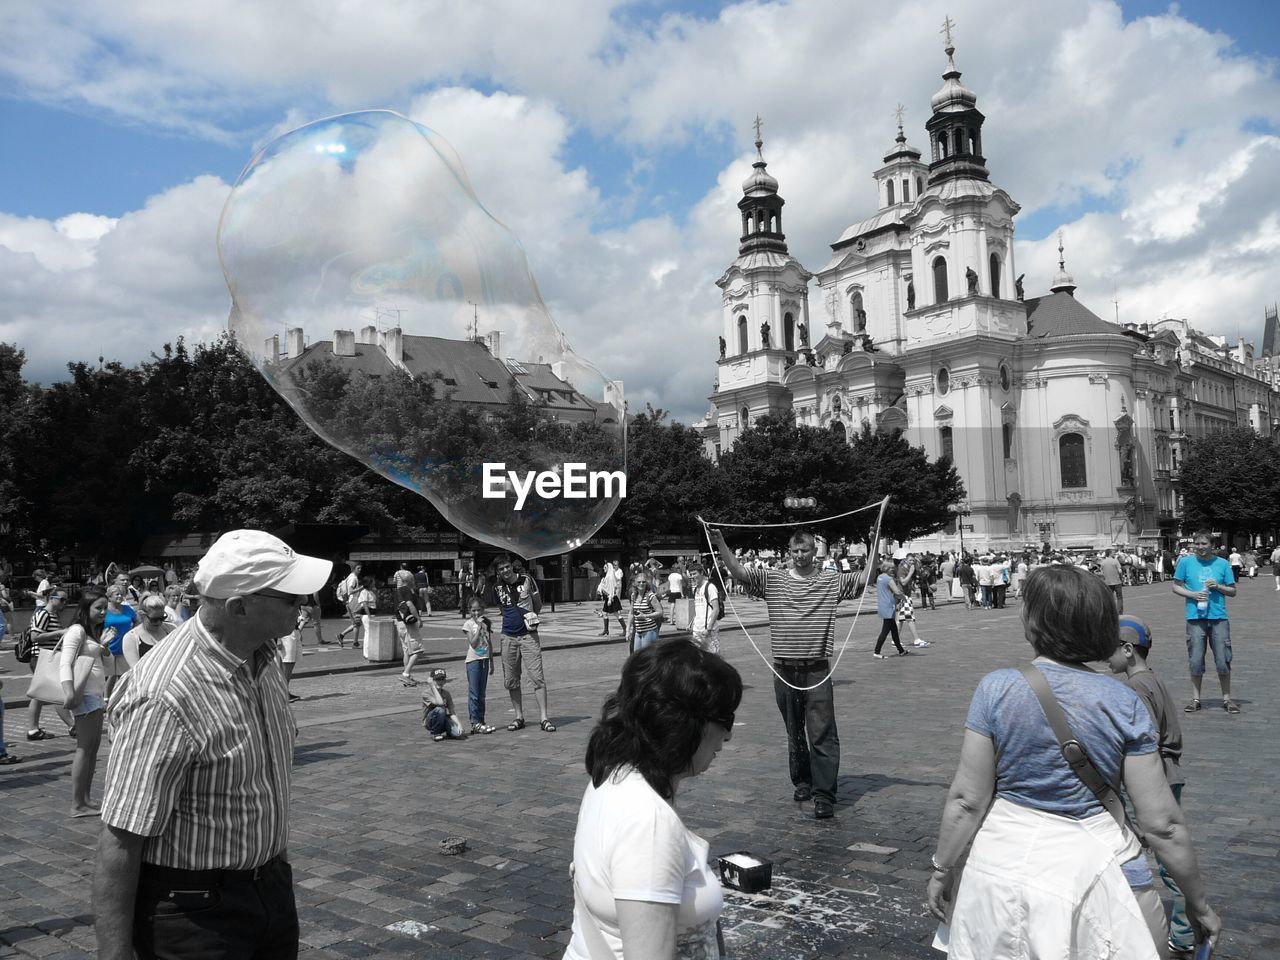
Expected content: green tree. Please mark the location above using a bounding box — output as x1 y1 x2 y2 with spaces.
597 406 725 555
0 343 41 556
1179 428 1280 543
715 416 964 551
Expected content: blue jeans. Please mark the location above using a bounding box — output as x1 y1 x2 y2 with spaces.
466 659 490 725
634 628 660 651
1161 783 1192 949
773 660 840 803
1185 619 1231 676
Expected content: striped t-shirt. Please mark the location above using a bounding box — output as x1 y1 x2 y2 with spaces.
744 567 862 660
632 592 661 632
102 612 295 870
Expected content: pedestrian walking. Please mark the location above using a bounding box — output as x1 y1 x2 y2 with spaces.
710 528 861 820
926 565 1220 958
462 596 496 735
396 595 424 686
1099 548 1125 614
335 562 362 646
415 565 433 617
1172 531 1239 714
93 529 330 960
666 563 686 631
872 561 908 659
688 562 723 654
26 589 75 741
595 561 626 637
61 589 111 817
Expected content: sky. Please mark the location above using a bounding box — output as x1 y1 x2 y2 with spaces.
2 0 1278 426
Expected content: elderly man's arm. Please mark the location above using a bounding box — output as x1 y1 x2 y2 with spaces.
93 824 145 960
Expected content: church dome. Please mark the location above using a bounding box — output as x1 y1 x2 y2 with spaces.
1049 232 1077 296
742 160 779 197
930 49 978 113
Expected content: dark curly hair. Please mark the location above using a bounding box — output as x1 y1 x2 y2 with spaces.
1021 565 1120 663
585 638 743 801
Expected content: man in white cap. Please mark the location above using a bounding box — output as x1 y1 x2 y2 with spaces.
92 529 331 960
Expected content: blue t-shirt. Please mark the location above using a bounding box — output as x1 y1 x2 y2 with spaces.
103 605 139 657
876 574 896 619
490 575 538 636
1173 554 1233 620
965 662 1157 818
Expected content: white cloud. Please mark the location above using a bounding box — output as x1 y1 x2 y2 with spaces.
1 0 1278 423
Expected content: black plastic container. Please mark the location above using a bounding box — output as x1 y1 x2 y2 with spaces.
716 852 773 893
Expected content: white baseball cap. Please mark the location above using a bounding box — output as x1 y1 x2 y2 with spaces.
193 530 332 600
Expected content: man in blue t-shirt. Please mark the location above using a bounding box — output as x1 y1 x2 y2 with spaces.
1172 530 1239 714
489 557 554 733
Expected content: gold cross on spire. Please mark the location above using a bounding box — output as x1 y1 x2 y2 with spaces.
894 103 906 131
940 14 955 47
1057 230 1066 269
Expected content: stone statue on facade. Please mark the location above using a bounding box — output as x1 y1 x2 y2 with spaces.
718 335 726 359
798 320 808 346
966 267 979 295
906 279 915 311
1015 274 1025 301
854 309 867 333
760 321 770 348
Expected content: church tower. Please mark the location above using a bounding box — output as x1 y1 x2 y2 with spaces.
901 21 1023 347
710 119 812 453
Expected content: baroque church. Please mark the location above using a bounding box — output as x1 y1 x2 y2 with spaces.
702 30 1182 553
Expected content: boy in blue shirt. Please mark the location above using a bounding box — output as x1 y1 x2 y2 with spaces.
1171 531 1238 714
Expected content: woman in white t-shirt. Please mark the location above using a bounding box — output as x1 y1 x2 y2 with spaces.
566 640 742 960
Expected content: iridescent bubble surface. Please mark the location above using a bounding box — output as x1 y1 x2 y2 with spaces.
218 111 625 558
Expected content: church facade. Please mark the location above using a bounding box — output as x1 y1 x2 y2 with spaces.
703 35 1188 553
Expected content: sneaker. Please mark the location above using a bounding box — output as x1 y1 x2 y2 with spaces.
26 729 55 741
914 639 931 647
872 653 886 659
897 649 912 656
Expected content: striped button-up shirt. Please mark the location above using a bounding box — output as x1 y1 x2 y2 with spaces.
102 613 295 870
743 567 861 660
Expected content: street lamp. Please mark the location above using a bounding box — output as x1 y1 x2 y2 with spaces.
953 498 971 558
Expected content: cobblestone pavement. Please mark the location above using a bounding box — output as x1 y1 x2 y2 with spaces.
1 580 1277 958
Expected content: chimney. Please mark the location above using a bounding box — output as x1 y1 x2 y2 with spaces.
383 327 403 366
358 325 377 345
264 335 279 364
334 329 356 357
286 327 305 358
486 330 501 357
551 360 569 384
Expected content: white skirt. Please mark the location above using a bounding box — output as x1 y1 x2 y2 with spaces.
937 797 1157 960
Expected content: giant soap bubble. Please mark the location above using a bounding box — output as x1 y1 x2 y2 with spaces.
218 111 625 558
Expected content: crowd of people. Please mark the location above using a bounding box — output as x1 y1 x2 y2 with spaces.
1 525 1271 958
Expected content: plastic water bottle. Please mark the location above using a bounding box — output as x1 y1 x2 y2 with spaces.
1196 596 1209 616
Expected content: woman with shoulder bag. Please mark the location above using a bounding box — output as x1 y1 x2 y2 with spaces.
927 566 1220 958
60 589 111 817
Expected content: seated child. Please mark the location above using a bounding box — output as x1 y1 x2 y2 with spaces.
421 668 464 742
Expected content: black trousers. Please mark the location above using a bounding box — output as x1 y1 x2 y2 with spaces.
874 618 904 654
133 856 298 960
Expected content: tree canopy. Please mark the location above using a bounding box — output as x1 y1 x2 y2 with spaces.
1179 427 1280 543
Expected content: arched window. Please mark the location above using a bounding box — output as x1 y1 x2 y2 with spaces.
1002 422 1014 459
737 315 748 354
831 421 846 442
939 425 954 462
1059 433 1087 488
784 312 795 352
933 256 949 304
916 176 923 195
953 128 964 156
989 253 1001 298
850 291 866 332
886 180 895 206
937 134 948 159
902 179 910 202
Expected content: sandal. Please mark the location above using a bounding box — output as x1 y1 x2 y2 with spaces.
1223 699 1241 714
507 718 526 732
1184 699 1202 713
0 754 21 766
540 719 557 733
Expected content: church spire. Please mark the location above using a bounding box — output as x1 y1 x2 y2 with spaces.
1050 231 1077 297
924 15 990 185
737 115 788 255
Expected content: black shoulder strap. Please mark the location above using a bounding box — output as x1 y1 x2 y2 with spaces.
1019 664 1145 846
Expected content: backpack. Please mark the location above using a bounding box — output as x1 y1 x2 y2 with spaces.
397 600 419 625
702 581 725 623
14 627 33 664
335 577 350 602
